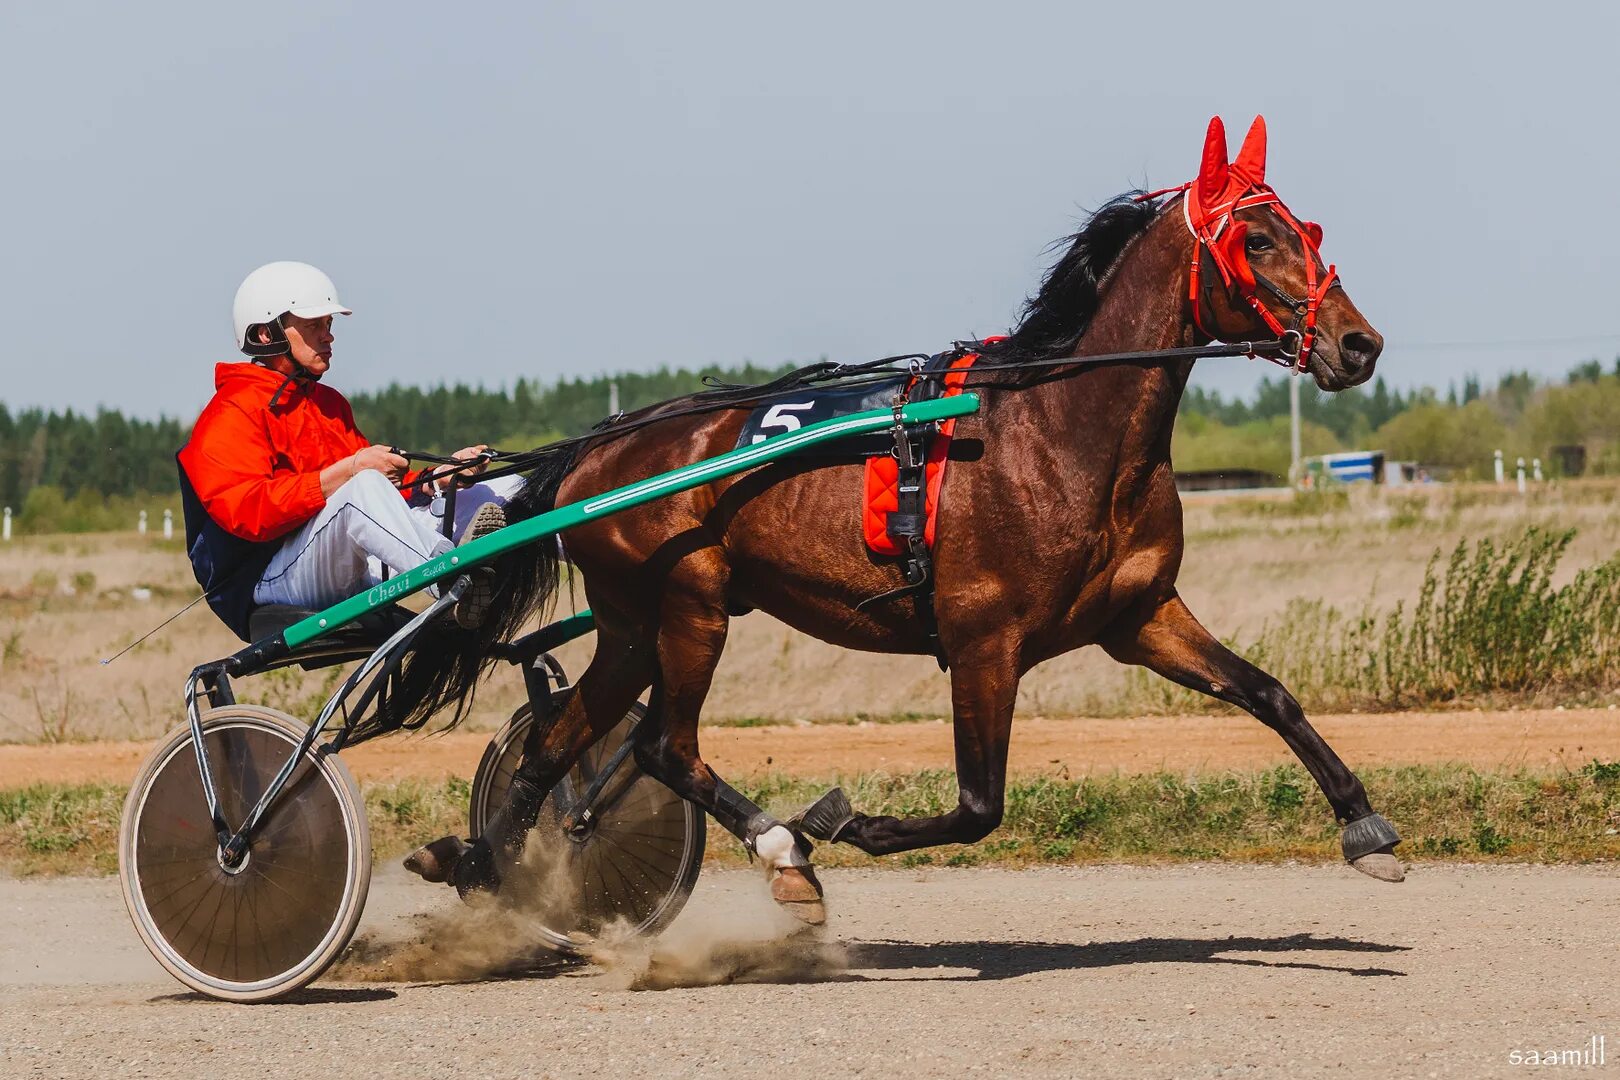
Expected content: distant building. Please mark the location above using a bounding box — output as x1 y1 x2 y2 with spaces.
1301 451 1432 487
1306 450 1384 484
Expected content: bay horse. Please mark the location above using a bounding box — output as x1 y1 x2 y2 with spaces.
405 115 1401 921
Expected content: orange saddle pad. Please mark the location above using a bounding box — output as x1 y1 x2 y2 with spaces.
862 352 978 555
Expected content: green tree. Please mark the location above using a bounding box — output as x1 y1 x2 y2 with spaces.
1373 400 1508 475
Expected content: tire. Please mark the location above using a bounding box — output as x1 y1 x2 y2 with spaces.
118 705 371 1002
468 690 705 956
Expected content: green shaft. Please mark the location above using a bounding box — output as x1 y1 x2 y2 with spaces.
283 393 980 648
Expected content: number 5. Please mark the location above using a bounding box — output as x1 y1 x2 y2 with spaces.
751 402 815 444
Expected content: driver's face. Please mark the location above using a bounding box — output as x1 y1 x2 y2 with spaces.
280 313 334 378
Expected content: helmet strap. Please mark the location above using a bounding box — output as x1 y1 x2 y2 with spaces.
242 314 292 359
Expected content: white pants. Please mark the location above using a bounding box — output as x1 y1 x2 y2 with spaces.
251 470 524 611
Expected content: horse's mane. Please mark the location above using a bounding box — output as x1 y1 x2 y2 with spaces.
976 191 1166 366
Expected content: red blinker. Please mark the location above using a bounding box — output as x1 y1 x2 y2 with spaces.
1304 221 1323 248
1214 221 1255 292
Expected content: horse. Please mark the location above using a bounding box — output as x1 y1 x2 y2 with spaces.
404 115 1399 923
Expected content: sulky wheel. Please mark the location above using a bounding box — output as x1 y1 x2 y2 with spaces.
118 705 371 1002
468 689 704 956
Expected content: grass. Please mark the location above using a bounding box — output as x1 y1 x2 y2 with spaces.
5 762 1616 878
1117 527 1620 715
708 711 944 729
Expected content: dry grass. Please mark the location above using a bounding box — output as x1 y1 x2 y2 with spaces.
1 479 1618 744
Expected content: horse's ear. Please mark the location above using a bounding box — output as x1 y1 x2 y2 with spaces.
1196 116 1229 208
1233 115 1267 185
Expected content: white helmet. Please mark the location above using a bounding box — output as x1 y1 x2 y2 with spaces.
232 261 352 357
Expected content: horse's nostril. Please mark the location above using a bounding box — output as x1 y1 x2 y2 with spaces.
1339 331 1382 369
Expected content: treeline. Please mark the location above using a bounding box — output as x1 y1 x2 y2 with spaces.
1176 359 1620 479
348 362 798 453
6 355 1620 521
0 407 186 507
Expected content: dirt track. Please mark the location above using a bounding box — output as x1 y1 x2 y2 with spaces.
4 863 1617 1079
7 707 1619 787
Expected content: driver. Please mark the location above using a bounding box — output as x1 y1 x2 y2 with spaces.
178 261 520 640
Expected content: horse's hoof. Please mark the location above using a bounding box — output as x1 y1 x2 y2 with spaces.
403 835 469 884
452 840 503 899
1349 850 1405 883
770 866 826 926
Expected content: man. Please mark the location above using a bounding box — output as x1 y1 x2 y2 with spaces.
178 261 519 640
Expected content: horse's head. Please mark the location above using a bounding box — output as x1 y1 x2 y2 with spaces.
1175 115 1383 390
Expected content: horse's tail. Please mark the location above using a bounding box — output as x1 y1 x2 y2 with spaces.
385 445 581 731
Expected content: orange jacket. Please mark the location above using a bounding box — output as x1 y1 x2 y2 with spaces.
178 362 419 543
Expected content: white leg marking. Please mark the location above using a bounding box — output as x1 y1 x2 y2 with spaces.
753 825 809 871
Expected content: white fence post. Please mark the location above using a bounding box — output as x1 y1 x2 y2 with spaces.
2 507 10 542
1516 457 1527 495
138 509 148 535
163 509 173 540
1494 449 1505 485
1532 458 1543 483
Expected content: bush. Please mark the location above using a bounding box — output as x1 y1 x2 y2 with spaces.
1279 528 1620 708
1373 400 1509 477
16 485 180 536
1128 527 1620 713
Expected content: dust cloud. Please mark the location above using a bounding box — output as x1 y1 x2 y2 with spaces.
584 885 846 991
330 843 846 989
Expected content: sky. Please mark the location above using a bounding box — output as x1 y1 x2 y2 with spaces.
5 2 1620 421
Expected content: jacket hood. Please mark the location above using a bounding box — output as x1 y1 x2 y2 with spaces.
213 360 316 407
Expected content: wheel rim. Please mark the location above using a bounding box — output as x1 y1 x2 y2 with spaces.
479 708 700 943
127 720 361 991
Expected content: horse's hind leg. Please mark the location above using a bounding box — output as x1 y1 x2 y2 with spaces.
1101 591 1403 882
812 644 1020 856
626 564 828 924
405 630 654 897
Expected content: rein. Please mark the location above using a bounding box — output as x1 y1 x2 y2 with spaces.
392 332 1288 490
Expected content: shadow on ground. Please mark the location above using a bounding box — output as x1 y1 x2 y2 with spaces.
151 986 399 1005
843 933 1410 982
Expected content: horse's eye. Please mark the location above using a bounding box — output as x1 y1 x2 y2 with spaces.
1245 233 1274 254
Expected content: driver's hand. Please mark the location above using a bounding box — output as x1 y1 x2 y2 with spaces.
355 444 409 483
437 445 490 491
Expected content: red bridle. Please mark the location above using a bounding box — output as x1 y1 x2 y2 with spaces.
1143 116 1339 373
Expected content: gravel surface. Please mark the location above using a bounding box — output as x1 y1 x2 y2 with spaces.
3 863 1617 1079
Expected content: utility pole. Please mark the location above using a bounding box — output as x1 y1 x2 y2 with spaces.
608 380 620 416
1289 373 1302 486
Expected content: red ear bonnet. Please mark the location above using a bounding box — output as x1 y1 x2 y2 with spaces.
1193 116 1230 228
1231 116 1266 187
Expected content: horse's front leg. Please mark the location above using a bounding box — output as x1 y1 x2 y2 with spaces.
811 648 1019 856
627 568 832 926
1101 590 1403 882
